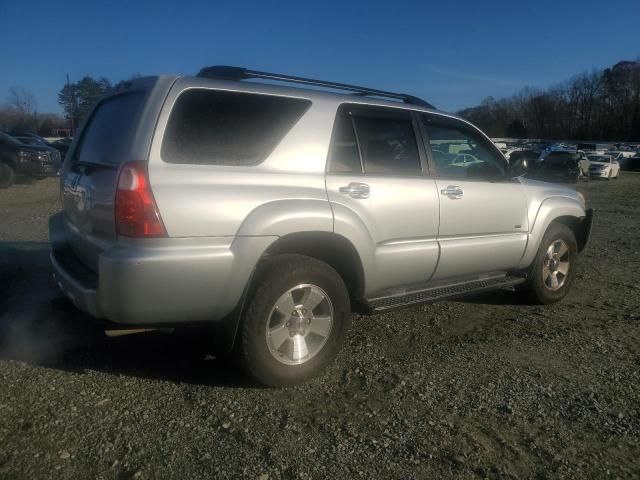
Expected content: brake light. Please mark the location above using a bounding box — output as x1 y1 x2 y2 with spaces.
115 161 167 237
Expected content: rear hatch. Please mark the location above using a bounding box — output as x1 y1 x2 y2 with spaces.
542 155 579 172
60 76 174 271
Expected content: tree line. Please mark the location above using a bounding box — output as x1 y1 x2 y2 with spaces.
0 87 65 136
459 60 640 141
3 61 639 140
0 75 136 136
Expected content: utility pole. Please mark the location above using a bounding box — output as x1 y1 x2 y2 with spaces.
66 74 74 136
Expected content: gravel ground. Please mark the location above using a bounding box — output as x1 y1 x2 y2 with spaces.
0 175 639 479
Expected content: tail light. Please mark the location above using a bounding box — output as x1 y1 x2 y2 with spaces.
115 161 167 237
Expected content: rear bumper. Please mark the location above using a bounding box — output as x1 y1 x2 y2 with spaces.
51 248 101 318
49 213 274 326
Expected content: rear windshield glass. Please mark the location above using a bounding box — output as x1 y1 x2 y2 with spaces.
74 92 145 165
161 89 310 166
545 153 578 165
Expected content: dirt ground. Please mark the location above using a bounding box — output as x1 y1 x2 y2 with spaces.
0 175 639 479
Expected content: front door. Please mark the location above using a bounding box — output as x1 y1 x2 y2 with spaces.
421 114 528 281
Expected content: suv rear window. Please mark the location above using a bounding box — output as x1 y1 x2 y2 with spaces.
74 92 145 165
545 152 579 165
161 89 310 166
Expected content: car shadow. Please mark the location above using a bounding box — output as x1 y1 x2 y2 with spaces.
454 288 534 306
0 241 257 389
1 241 534 386
13 175 38 186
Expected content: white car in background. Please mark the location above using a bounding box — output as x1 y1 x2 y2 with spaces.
588 154 621 179
611 151 636 159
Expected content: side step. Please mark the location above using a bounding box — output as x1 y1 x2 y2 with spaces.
364 273 526 312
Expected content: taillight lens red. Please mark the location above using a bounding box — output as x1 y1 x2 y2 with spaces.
115 161 167 237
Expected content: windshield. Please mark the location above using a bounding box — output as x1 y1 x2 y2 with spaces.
16 137 42 146
545 153 578 166
0 131 23 146
588 156 609 162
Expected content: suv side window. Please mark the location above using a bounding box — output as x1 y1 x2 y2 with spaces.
354 114 421 176
161 89 310 166
423 115 507 180
328 107 422 176
328 112 362 173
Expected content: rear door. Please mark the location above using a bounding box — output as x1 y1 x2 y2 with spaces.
326 105 440 295
60 80 163 271
421 114 528 281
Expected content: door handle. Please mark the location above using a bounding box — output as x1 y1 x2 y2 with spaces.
339 182 370 199
440 185 464 199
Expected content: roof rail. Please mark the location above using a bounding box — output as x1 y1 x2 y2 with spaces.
197 66 435 109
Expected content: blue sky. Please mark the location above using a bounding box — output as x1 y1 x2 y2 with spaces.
1 0 639 114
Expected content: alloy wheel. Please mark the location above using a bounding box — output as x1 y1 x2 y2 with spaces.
542 239 570 291
265 284 333 365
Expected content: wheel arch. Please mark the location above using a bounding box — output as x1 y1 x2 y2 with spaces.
518 196 589 269
262 231 366 303
552 214 591 252
218 231 365 354
0 153 17 168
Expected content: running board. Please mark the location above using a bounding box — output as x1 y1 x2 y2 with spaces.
364 274 526 312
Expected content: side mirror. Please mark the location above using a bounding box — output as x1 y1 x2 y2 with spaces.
510 157 528 177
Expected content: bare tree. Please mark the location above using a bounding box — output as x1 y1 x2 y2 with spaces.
459 60 640 141
7 87 37 116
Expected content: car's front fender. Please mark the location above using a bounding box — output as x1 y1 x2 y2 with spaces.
518 196 588 269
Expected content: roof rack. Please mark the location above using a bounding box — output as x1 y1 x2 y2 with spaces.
197 66 435 109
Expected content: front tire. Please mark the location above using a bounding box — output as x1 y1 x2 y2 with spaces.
519 223 578 304
0 163 16 189
236 254 351 387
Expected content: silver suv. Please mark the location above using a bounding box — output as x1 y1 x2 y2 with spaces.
50 67 593 386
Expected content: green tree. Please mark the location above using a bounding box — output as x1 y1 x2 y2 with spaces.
58 76 112 130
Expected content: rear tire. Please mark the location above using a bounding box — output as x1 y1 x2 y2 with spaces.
0 163 15 189
236 254 351 387
519 223 578 305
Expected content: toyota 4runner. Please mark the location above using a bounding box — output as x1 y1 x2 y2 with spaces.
49 67 593 386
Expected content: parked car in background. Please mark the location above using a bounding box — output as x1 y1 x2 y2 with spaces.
588 154 620 179
529 151 582 183
50 137 73 158
12 132 72 158
623 154 640 171
577 143 613 154
611 150 636 159
13 134 65 168
0 132 62 188
508 149 540 171
500 147 524 160
493 141 508 151
576 150 591 178
12 135 50 147
11 132 56 148
49 68 593 386
624 154 640 171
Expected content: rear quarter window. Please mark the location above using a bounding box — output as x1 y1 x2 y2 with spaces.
74 92 145 165
161 89 311 166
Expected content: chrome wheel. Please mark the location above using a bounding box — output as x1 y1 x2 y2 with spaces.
266 284 333 365
542 239 570 291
